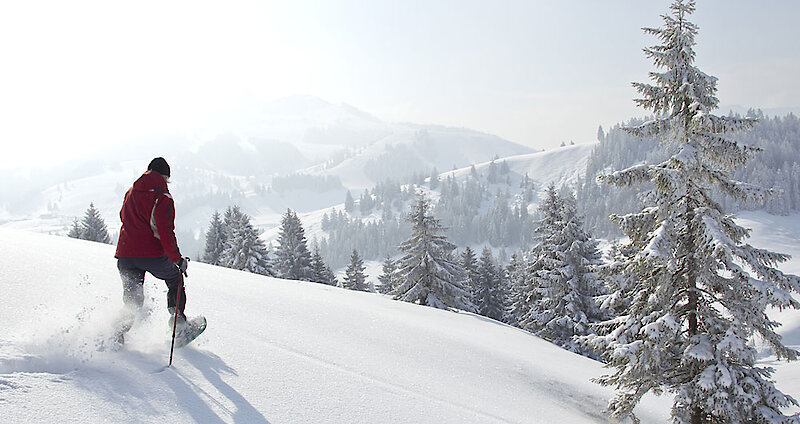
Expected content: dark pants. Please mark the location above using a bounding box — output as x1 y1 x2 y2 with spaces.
117 256 186 318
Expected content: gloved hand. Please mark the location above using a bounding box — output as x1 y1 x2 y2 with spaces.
175 257 189 277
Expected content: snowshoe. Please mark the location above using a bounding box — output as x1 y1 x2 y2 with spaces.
99 317 134 352
173 316 207 348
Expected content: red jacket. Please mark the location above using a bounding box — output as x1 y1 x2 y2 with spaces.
115 171 182 262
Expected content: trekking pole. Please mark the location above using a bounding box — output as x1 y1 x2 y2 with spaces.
168 273 184 367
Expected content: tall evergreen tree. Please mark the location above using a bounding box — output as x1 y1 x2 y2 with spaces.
517 184 562 333
394 194 474 312
460 246 479 302
74 202 111 244
220 209 272 276
67 218 83 240
222 205 245 240
475 247 506 322
525 188 605 354
202 211 226 266
506 251 528 327
310 245 337 286
343 249 369 292
274 209 313 281
428 167 440 189
581 2 800 422
377 253 397 294
595 240 636 323
345 190 355 213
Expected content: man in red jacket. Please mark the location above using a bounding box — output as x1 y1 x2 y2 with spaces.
115 157 190 334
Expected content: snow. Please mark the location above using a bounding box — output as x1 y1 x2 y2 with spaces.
735 211 800 413
1 191 799 423
0 141 583 263
0 228 673 423
441 142 595 191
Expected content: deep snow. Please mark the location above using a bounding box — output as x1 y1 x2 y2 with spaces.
1 211 799 423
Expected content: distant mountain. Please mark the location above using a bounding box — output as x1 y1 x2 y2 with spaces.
275 143 596 268
237 95 392 151
305 124 535 191
0 95 535 258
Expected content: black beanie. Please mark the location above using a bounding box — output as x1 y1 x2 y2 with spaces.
147 157 171 177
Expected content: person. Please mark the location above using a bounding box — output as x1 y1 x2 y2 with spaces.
115 157 191 337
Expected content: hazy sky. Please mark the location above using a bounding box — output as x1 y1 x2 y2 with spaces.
1 0 798 169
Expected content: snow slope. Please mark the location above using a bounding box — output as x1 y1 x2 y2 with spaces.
307 125 534 191
440 142 595 191
3 214 800 423
0 228 677 423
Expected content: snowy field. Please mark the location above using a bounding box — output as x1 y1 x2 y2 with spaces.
1 211 799 423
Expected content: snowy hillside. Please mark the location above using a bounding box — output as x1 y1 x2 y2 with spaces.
2 210 800 423
0 141 570 262
305 125 535 191
441 142 594 191
0 228 672 423
0 96 534 256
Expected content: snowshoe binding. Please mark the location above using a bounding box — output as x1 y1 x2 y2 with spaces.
171 315 207 348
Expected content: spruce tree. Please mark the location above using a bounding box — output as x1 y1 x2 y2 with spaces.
345 190 355 213
506 251 528 327
202 211 226 266
220 209 272 276
475 247 506 322
429 168 440 189
274 209 313 281
310 245 337 286
67 218 83 240
343 249 369 292
377 253 397 294
77 202 111 244
581 2 800 422
222 205 244 240
460 246 479 302
394 194 474 312
525 188 605 355
518 184 561 333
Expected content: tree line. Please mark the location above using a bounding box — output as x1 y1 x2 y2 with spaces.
200 186 608 363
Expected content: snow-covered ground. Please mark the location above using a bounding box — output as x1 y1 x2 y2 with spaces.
2 213 800 423
440 142 594 191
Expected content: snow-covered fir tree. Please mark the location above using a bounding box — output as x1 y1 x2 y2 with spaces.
460 246 479 302
220 207 272 276
579 112 800 238
202 211 226 266
581 2 800 422
377 253 397 294
343 249 370 292
595 240 636 323
345 190 355 213
394 194 474 311
69 202 111 244
67 218 83 240
516 184 562 333
522 185 605 355
505 251 528 327
474 247 506 322
274 209 314 281
428 167 440 189
310 245 337 286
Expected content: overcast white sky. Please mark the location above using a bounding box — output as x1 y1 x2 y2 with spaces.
1 0 798 169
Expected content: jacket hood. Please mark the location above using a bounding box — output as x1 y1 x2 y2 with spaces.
132 170 169 193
